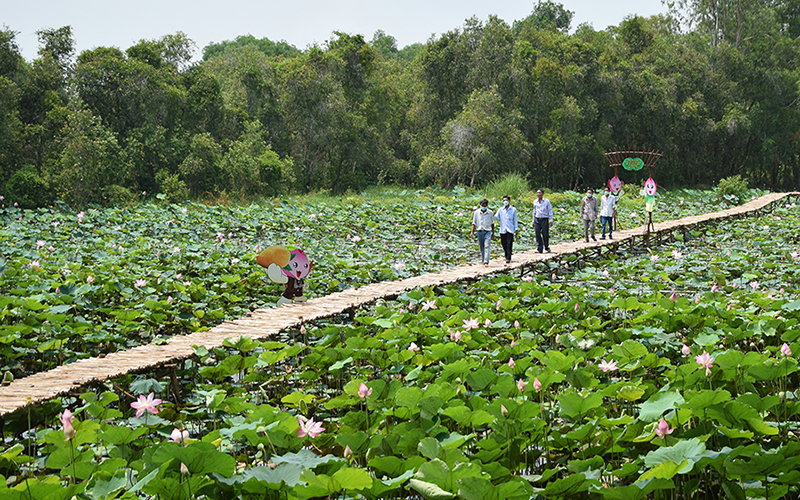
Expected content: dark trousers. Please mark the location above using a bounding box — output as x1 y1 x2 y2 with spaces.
500 232 514 260
534 218 550 251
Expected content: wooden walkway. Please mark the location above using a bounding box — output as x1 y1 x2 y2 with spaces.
0 192 796 416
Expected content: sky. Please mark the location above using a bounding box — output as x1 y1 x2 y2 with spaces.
4 0 668 61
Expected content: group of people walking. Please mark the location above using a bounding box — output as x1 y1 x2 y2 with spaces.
470 188 617 265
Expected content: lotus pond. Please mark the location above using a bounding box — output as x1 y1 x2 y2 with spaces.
1 188 797 500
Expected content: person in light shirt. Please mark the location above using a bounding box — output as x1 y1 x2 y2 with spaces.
532 189 553 253
469 198 494 266
494 195 519 263
599 188 617 239
580 188 598 243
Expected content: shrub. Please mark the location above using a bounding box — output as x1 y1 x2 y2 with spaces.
4 165 53 208
100 184 135 206
155 170 189 203
484 173 530 200
717 175 748 203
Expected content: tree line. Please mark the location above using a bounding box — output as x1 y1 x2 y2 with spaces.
1 0 799 207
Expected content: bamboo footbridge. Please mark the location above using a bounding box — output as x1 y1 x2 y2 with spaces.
0 192 797 417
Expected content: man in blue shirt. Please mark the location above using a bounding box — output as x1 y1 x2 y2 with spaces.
494 195 519 263
532 189 554 253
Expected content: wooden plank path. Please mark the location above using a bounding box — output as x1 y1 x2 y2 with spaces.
0 192 796 416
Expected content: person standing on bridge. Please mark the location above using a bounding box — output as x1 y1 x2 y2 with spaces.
494 195 519 263
532 189 553 253
599 188 616 239
580 188 598 243
470 198 494 266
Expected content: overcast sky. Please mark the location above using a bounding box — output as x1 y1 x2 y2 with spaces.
4 0 667 61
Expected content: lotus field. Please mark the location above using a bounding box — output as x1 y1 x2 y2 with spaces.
1 188 799 499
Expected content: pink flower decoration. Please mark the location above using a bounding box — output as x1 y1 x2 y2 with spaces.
598 359 618 373
297 417 325 438
655 418 674 439
131 393 161 417
358 382 372 399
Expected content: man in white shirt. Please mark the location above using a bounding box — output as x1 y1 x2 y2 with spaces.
494 195 519 263
469 198 494 266
532 189 554 253
599 188 616 239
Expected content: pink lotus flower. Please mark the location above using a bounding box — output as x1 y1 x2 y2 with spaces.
28 260 40 268
131 393 161 417
300 324 307 334
711 284 718 292
36 240 45 248
173 246 181 253
393 262 405 271
135 279 147 287
695 296 701 304
463 317 480 330
514 320 520 329
167 295 173 303
408 342 420 352
781 343 792 357
750 281 759 290
609 288 615 294
517 379 526 392
358 382 372 399
695 352 714 376
450 331 462 342
297 417 325 438
574 303 581 313
60 409 76 441
344 444 353 460
170 428 189 444
603 270 609 278
501 404 508 417
598 359 618 372
422 299 437 311
508 358 515 369
555 334 561 344
650 255 659 263
398 308 405 314
533 378 542 392
523 276 533 282
484 318 492 328
792 251 799 259
681 344 691 357
408 302 415 310
655 418 674 439
671 250 683 260
551 273 557 281
732 282 738 289
496 299 502 310
86 275 94 283
669 292 677 302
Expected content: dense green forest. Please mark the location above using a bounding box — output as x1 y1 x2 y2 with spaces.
1 0 799 207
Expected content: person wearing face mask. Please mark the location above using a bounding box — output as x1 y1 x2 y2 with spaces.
580 188 598 243
599 188 616 239
470 198 494 266
494 195 519 263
